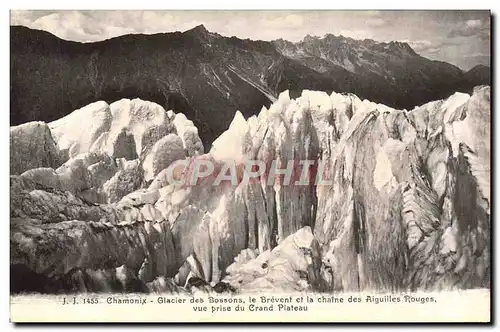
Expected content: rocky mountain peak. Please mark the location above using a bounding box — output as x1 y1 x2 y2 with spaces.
189 24 208 33
184 24 212 39
385 40 417 56
303 34 319 43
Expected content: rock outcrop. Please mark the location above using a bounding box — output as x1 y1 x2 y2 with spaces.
10 86 490 294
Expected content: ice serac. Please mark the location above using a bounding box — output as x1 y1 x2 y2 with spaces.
167 91 323 283
48 98 201 161
10 86 490 294
49 101 112 159
19 152 118 204
10 121 62 174
142 134 186 182
223 226 324 292
10 99 209 293
173 113 204 157
21 98 206 204
102 159 144 203
317 86 490 292
190 86 490 292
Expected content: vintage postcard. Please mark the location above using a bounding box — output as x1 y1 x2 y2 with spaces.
9 10 491 323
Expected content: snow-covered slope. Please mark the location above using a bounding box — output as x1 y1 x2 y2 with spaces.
10 86 490 294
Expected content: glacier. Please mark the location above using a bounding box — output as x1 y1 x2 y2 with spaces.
10 86 490 294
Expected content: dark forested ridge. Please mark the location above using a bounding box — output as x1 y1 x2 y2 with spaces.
10 25 490 147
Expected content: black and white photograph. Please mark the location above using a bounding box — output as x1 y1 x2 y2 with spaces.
8 9 491 323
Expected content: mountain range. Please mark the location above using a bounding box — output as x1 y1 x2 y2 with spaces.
10 24 490 148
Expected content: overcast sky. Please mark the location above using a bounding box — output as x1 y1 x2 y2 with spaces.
10 10 490 70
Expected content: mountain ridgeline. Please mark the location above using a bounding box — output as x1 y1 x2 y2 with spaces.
10 24 489 148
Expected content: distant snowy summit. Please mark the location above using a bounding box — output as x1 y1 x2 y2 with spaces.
273 35 417 75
